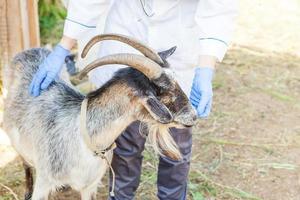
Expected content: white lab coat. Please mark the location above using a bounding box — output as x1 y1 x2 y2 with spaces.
63 0 238 95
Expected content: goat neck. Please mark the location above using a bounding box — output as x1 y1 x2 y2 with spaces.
83 81 139 150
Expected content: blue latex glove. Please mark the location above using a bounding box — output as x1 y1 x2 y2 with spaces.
29 44 70 96
189 67 214 118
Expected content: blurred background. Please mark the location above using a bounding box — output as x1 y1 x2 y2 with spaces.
0 0 300 199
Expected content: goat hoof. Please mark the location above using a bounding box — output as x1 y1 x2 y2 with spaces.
24 192 32 200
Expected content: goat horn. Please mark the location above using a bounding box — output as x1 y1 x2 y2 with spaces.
81 34 164 65
78 53 163 80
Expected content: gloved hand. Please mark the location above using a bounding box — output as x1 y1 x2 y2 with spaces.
29 44 70 96
189 67 214 118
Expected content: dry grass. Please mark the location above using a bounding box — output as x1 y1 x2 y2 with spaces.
1 0 300 199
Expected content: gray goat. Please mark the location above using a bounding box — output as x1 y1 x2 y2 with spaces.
3 34 196 200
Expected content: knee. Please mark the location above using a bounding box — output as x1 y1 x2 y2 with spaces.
159 128 192 165
114 144 145 158
114 122 146 157
170 127 192 158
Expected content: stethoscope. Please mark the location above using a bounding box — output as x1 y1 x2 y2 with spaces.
140 0 155 17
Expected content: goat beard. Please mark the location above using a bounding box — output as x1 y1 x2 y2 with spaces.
139 122 182 160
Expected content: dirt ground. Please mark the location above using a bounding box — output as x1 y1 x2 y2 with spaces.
1 0 300 199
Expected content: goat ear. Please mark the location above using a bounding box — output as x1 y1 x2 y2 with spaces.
141 96 173 124
158 46 177 61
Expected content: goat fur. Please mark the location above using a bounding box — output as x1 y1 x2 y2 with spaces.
3 48 195 199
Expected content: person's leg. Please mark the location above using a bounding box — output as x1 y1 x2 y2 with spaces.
108 121 146 200
157 127 192 200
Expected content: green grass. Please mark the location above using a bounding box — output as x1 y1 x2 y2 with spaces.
140 147 265 200
262 89 295 102
38 0 67 45
0 195 12 200
189 170 262 200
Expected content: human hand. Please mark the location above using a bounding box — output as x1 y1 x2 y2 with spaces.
29 44 70 96
189 67 214 118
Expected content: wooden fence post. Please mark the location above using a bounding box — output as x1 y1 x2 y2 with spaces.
0 0 40 94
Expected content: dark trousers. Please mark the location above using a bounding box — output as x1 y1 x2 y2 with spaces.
109 121 192 200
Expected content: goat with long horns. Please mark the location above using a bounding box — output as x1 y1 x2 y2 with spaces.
3 34 196 200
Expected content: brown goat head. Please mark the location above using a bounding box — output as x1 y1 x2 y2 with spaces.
78 34 197 159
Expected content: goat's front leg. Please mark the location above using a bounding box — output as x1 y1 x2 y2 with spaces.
31 175 51 200
23 161 34 200
80 184 98 200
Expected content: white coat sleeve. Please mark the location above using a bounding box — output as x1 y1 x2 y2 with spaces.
63 0 109 40
195 0 238 62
